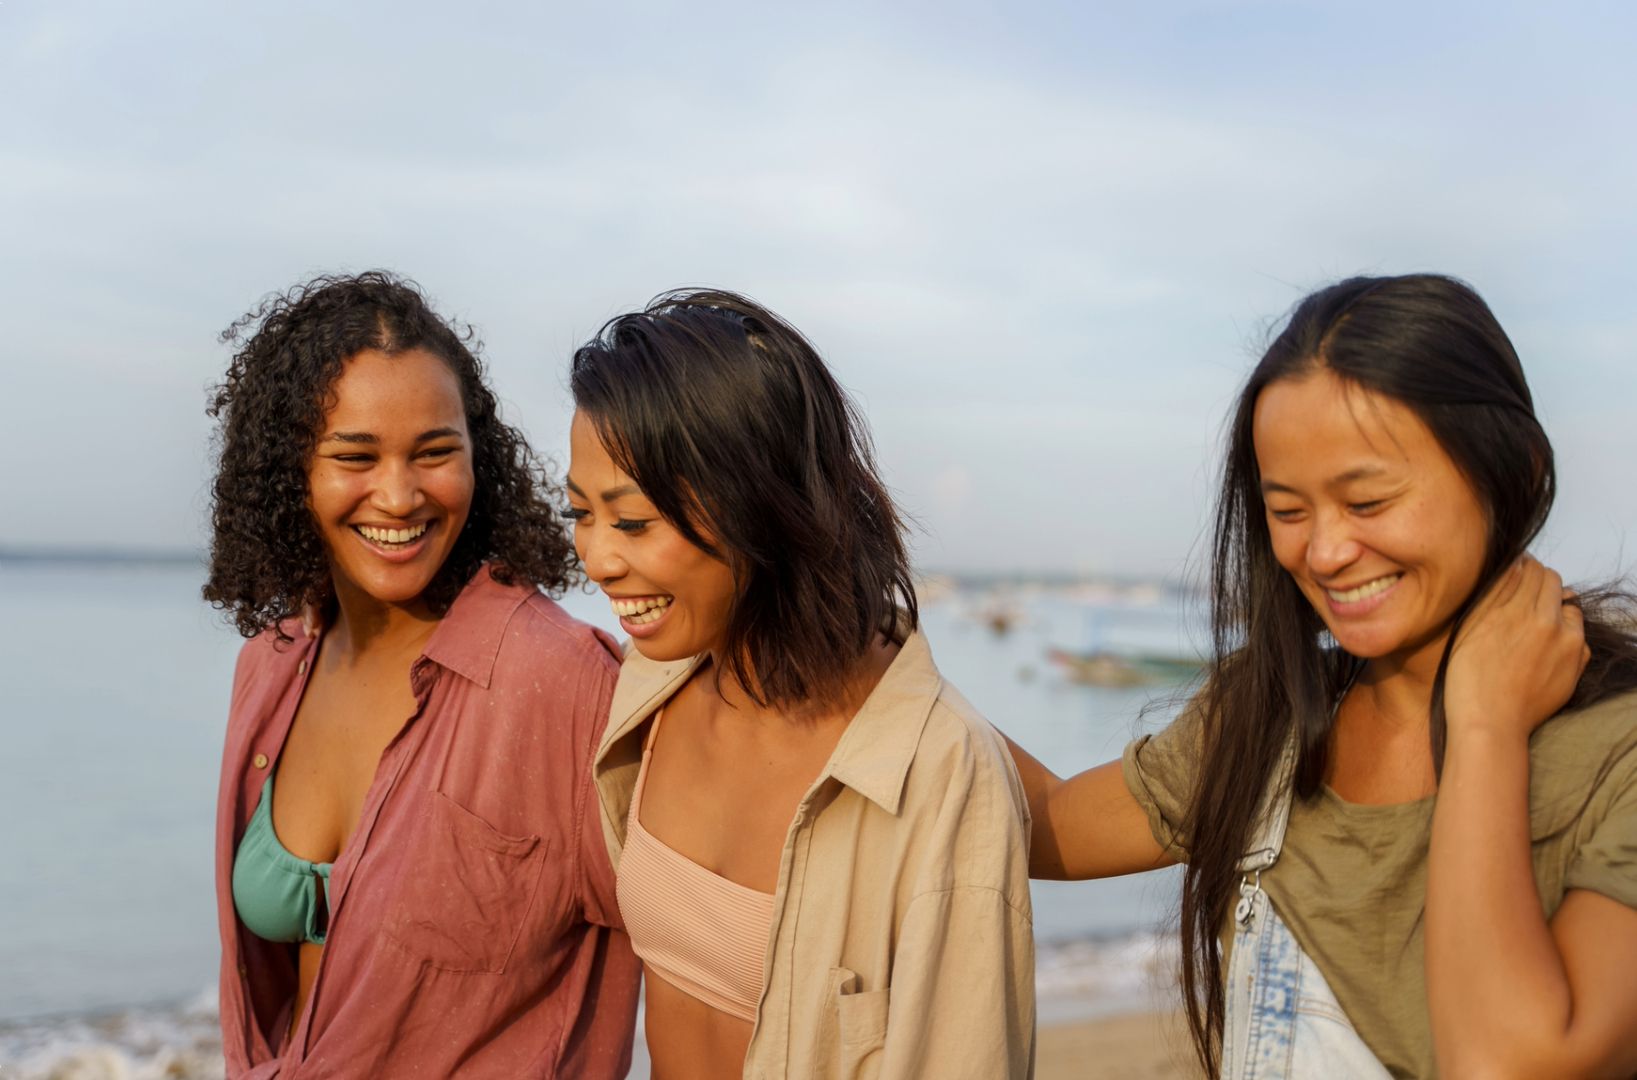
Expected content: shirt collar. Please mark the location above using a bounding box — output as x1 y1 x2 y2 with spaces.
598 620 942 817
819 628 941 815
419 566 533 689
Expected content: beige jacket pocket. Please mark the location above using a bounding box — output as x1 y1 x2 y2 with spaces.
830 966 890 1079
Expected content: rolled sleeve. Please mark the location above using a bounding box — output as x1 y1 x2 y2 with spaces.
1565 750 1637 909
1120 703 1203 860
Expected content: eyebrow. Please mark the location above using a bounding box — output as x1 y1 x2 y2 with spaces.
320 427 464 445
564 477 642 502
1261 465 1390 495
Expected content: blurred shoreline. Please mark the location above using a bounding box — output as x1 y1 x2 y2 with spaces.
0 955 1193 1079
1 559 1195 1078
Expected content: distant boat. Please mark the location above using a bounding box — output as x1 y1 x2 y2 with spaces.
1046 647 1204 688
981 605 1021 636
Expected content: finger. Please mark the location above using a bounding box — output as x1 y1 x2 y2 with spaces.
1537 567 1565 616
1484 556 1529 609
1562 606 1589 681
1517 556 1548 603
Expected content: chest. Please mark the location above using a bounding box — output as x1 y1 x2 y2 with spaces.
1324 702 1437 805
638 711 842 894
271 659 421 863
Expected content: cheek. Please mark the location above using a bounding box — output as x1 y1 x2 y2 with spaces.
305 469 356 522
1265 522 1309 577
429 465 476 520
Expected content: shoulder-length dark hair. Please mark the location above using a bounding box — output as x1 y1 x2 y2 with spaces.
203 271 576 638
570 289 917 708
1181 273 1637 1073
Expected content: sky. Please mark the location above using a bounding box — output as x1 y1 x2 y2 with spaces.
3 0 1635 578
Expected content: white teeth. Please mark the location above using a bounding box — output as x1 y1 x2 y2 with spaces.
358 523 427 545
1327 575 1401 604
610 596 672 620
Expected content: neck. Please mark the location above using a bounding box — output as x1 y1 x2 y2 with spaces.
701 637 896 729
328 574 441 660
1355 627 1455 729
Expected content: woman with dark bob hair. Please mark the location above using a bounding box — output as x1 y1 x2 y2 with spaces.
572 290 1036 1078
1009 273 1637 1078
203 272 639 1079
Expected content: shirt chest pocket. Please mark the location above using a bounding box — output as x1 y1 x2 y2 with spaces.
379 789 548 974
828 966 890 1079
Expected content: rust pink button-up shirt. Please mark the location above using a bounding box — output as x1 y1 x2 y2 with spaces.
213 567 640 1079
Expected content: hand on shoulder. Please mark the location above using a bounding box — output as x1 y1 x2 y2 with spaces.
1446 556 1590 744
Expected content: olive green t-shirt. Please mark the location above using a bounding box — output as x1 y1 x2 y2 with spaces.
1122 689 1637 1080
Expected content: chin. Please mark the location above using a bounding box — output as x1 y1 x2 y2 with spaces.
1323 621 1420 661
625 637 694 664
354 570 441 606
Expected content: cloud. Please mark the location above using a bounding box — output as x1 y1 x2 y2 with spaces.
2 2 1634 575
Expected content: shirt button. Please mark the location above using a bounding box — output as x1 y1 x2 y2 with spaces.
238 963 248 978
298 659 308 675
253 753 269 769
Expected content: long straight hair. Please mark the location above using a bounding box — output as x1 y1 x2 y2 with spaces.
1181 274 1637 1074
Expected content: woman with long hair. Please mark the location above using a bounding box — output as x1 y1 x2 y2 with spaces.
571 290 1036 1079
1011 273 1637 1078
204 272 638 1078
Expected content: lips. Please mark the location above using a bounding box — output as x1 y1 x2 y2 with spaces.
1320 572 1403 617
354 522 429 546
610 595 671 624
350 520 436 561
1325 574 1401 604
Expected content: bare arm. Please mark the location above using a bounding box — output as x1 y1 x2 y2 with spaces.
1426 559 1637 1078
1004 737 1176 880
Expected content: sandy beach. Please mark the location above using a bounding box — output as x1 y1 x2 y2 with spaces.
1039 1011 1201 1079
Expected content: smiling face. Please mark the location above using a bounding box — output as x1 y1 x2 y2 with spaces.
306 347 473 612
1253 368 1490 673
566 411 738 661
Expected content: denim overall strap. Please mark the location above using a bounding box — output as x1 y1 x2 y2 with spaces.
1219 733 1392 1080
1222 735 1297 1079
1238 735 1298 873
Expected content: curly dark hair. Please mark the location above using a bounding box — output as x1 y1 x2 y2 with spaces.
203 271 577 639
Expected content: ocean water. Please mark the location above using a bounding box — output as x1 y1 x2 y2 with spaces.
0 561 1192 1076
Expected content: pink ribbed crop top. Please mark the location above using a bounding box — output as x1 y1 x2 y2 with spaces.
616 711 775 1024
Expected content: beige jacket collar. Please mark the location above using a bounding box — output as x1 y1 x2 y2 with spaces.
594 628 943 817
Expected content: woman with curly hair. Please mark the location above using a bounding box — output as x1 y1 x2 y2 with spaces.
203 272 638 1079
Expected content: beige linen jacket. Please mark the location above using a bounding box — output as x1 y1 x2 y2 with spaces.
592 628 1037 1080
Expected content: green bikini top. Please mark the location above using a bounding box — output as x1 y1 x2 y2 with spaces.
232 775 333 945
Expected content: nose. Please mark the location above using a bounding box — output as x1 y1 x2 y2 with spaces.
371 458 425 519
1305 509 1363 578
575 523 626 585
